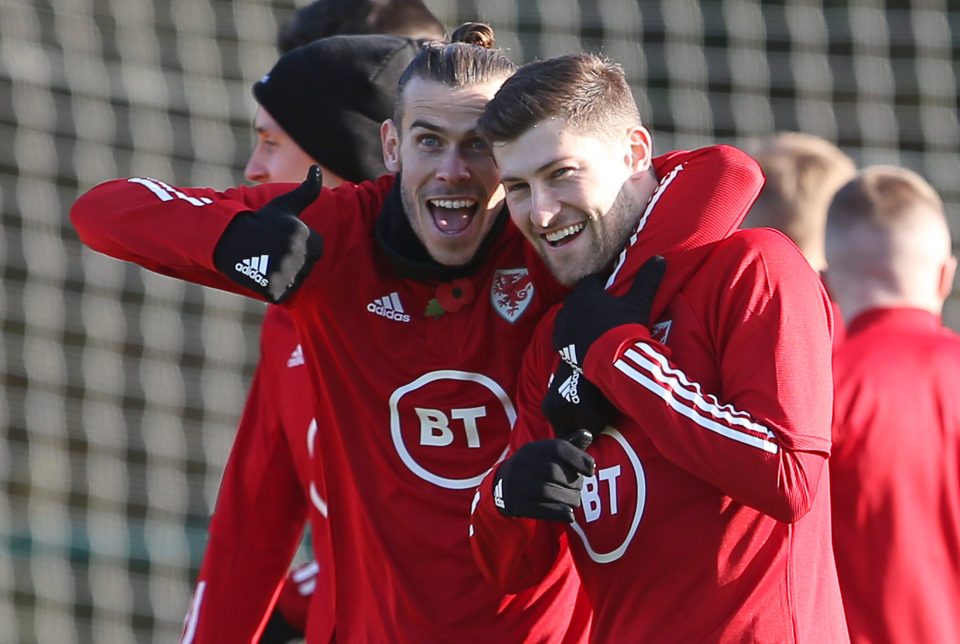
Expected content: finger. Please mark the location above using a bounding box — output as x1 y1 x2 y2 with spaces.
625 255 666 322
272 165 322 216
532 502 578 524
555 441 596 477
565 429 593 451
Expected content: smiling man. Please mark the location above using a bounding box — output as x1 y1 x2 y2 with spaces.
72 30 767 641
72 24 591 642
469 52 849 642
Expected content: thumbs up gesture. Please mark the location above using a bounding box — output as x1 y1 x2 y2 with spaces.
213 166 324 303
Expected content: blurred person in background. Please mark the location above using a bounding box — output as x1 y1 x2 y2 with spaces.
186 34 423 644
743 131 856 345
826 166 960 644
276 0 445 54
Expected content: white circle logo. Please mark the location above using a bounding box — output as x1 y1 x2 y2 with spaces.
569 427 646 563
389 370 517 489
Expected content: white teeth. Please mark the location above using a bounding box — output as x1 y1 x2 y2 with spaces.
545 222 586 243
429 199 475 209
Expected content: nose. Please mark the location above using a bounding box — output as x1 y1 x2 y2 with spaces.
530 185 561 228
244 152 268 184
435 149 470 184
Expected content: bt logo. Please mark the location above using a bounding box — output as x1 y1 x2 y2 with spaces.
389 370 516 490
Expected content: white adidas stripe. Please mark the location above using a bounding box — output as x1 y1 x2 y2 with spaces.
129 177 213 207
614 342 779 453
606 163 685 289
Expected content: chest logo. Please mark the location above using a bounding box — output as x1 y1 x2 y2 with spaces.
491 268 534 323
368 291 411 323
569 427 647 564
389 370 517 490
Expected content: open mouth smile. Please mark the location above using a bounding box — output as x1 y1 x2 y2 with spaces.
427 198 479 234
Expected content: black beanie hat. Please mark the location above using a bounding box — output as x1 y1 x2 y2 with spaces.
253 34 422 184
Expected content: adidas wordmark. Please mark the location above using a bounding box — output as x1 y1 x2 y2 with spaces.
236 254 270 287
367 292 411 323
558 371 581 404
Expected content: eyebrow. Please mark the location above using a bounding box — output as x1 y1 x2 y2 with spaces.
501 159 564 185
409 119 481 138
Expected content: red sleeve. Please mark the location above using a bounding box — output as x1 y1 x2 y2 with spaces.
181 359 309 643
71 178 295 298
583 233 833 524
470 310 570 593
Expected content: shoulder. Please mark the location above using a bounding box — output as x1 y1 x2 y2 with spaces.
653 144 762 183
712 227 811 276
302 174 395 233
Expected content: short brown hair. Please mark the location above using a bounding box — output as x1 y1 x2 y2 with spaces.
827 165 944 232
393 22 517 124
745 132 856 269
478 52 641 144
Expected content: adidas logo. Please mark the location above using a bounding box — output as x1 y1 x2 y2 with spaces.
367 292 411 323
558 371 581 404
559 344 582 373
235 254 269 287
493 478 505 509
286 344 304 368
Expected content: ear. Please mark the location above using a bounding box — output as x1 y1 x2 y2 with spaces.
937 255 957 301
627 125 653 174
381 119 401 173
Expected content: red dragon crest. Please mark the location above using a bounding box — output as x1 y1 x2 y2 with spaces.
490 268 534 323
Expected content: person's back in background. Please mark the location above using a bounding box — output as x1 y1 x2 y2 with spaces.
743 132 856 345
825 165 960 644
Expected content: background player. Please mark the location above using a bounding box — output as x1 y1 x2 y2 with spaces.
184 34 422 644
469 52 848 642
742 132 856 345
826 165 960 644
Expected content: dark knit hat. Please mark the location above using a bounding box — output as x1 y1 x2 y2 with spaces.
253 34 422 184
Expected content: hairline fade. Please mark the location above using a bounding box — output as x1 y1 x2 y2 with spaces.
478 51 642 145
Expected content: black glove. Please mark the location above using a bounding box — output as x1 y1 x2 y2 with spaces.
553 255 666 371
258 609 303 644
213 166 324 303
493 437 595 523
542 358 617 439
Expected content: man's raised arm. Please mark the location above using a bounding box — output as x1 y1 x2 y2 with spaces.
71 167 323 302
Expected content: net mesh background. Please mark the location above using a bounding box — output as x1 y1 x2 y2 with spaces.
1 0 957 640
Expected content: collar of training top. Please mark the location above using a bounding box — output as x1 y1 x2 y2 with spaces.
374 176 509 282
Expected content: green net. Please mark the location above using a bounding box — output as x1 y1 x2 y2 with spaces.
1 0 957 640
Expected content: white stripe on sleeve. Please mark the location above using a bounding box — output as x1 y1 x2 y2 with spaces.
615 342 779 454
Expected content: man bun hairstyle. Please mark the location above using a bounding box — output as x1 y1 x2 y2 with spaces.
479 52 641 144
393 22 516 124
